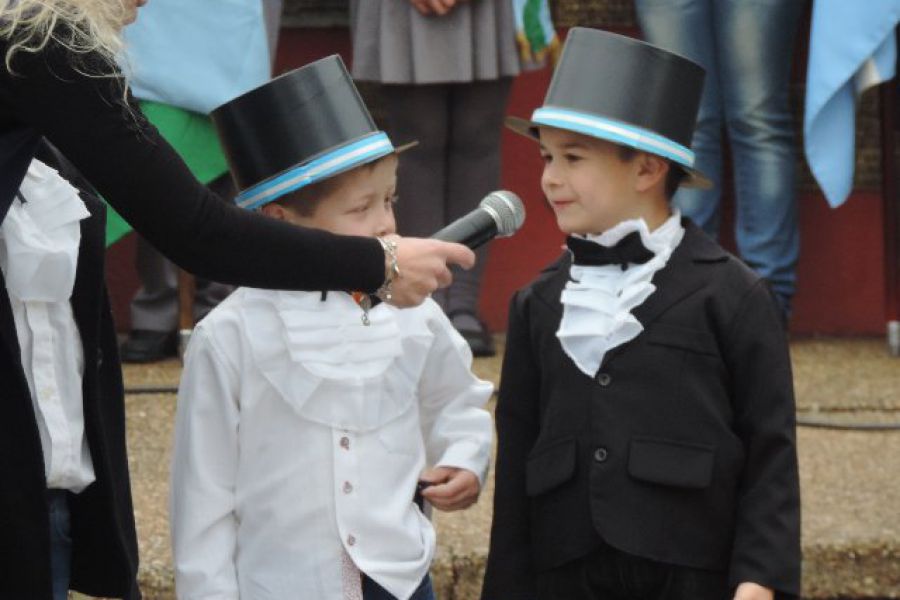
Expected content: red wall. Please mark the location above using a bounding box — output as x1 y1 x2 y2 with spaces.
104 27 888 336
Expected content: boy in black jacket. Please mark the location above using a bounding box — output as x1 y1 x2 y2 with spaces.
481 28 800 600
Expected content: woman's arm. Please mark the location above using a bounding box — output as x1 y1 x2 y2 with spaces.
3 41 472 300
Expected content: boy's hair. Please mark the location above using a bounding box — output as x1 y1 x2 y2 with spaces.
616 146 687 200
269 154 394 217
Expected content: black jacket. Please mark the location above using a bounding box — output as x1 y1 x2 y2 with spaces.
482 222 801 599
0 143 140 599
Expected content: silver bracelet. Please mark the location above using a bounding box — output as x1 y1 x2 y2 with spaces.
375 237 401 302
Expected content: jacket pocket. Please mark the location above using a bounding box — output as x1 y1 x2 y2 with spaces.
646 324 719 356
526 437 577 496
628 437 715 489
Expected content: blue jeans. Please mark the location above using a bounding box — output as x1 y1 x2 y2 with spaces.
48 490 72 600
635 0 803 317
363 573 436 600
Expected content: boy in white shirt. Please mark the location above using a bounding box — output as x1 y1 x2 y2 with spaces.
170 56 493 600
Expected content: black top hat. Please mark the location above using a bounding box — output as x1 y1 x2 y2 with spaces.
507 27 710 189
212 55 413 210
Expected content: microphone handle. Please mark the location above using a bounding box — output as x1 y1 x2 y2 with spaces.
431 209 499 250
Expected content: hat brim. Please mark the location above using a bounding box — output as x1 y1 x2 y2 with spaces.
505 116 712 190
394 140 418 155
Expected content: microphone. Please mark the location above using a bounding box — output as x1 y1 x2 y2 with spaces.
431 191 525 249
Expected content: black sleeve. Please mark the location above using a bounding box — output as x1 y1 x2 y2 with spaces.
2 42 384 293
723 280 801 598
481 290 541 600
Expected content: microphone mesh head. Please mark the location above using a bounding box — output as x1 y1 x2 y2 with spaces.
480 191 526 237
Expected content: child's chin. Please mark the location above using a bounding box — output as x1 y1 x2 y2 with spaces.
557 219 590 237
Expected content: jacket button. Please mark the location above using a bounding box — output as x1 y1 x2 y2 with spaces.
339 436 350 450
597 373 612 387
343 481 353 494
593 447 609 463
347 534 356 546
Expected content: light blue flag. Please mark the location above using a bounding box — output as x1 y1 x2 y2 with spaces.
804 0 900 208
122 0 271 115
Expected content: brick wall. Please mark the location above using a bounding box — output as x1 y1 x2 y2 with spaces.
280 0 887 195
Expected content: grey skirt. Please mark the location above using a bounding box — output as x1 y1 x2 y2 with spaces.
350 0 521 84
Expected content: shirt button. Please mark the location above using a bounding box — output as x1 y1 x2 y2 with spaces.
597 373 612 387
593 447 609 463
347 535 356 546
343 481 353 494
339 436 350 450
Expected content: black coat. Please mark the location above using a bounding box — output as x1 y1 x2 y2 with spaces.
482 222 800 600
0 144 140 599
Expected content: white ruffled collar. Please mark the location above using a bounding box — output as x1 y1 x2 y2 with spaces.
243 290 436 432
0 159 89 302
557 211 684 377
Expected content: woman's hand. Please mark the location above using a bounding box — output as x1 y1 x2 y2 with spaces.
419 467 481 511
384 236 475 308
733 582 774 600
409 0 458 16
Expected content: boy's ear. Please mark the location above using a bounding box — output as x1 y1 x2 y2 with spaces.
633 153 669 194
259 202 288 221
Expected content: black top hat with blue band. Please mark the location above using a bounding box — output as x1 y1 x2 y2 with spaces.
507 27 711 189
212 55 414 210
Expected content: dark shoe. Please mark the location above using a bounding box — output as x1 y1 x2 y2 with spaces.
448 310 496 358
120 330 177 363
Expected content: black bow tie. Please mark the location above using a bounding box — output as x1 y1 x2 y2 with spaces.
566 231 655 270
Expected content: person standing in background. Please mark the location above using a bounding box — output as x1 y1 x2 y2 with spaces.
119 0 283 362
634 0 804 324
350 0 521 357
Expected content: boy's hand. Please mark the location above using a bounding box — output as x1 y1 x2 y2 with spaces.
419 467 480 511
386 236 475 308
409 0 457 16
734 582 774 600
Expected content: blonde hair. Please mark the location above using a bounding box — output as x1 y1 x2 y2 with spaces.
0 0 128 74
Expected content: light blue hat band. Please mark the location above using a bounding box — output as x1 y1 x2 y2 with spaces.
531 107 696 168
236 132 395 210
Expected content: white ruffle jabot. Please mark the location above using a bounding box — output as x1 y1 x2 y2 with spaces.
0 159 88 302
557 211 684 378
244 290 433 432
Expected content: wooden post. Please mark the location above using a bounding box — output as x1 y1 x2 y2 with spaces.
880 81 900 355
177 269 195 360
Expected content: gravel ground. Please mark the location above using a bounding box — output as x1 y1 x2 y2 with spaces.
72 336 900 599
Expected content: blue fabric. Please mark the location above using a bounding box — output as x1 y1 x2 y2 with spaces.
236 133 396 209
531 107 696 168
362 574 436 600
47 490 72 600
635 0 803 315
122 0 271 114
804 0 900 208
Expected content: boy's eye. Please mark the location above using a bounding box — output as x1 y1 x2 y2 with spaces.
564 153 583 163
540 154 552 163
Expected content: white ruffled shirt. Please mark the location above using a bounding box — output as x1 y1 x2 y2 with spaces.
0 159 94 492
557 212 685 378
171 288 493 600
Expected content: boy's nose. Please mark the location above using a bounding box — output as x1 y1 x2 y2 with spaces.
542 164 561 190
377 211 397 237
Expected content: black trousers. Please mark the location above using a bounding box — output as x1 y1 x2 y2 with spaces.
536 542 730 600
